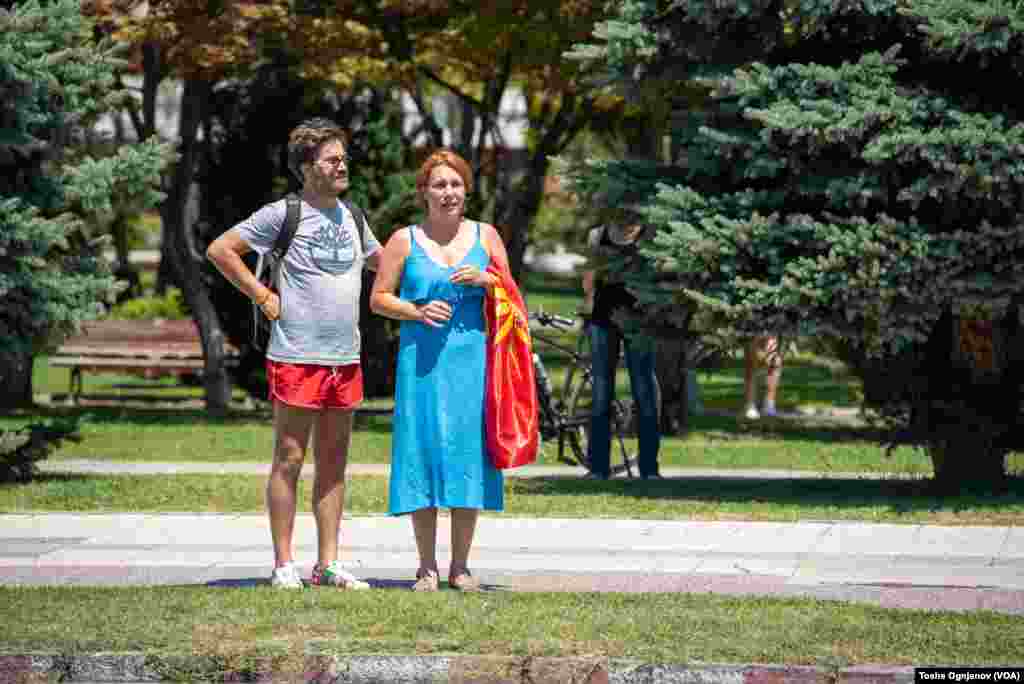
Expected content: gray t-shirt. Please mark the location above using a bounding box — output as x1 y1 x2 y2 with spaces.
233 198 381 366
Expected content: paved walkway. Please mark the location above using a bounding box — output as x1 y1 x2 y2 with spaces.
38 459 911 480
7 460 1024 617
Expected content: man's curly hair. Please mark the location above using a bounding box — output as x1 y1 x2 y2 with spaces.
287 118 348 182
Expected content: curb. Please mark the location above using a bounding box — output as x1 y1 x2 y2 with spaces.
0 653 916 683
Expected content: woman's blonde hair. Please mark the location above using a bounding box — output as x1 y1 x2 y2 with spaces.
415 149 473 205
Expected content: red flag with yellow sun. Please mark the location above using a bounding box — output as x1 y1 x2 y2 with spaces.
483 261 538 469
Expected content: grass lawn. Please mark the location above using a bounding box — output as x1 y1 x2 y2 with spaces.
6 267 1022 505
3 473 1023 525
4 272 1023 669
1 586 1019 667
0 401 932 472
9 352 1024 477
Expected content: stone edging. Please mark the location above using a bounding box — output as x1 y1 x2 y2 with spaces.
0 653 916 683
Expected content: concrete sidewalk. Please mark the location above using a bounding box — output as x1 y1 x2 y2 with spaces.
14 459 1023 616
5 462 1022 682
39 458 915 481
3 509 1022 615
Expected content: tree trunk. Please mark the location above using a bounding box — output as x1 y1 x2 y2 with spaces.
359 270 398 398
654 337 690 436
494 150 548 281
160 78 232 414
0 347 33 409
927 441 1008 494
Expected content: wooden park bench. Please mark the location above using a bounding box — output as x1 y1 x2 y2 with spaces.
49 319 239 403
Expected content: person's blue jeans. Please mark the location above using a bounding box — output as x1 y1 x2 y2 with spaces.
586 323 661 478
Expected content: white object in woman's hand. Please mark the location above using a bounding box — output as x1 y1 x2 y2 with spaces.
417 300 452 327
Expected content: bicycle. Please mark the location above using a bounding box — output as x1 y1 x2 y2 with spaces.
530 310 636 478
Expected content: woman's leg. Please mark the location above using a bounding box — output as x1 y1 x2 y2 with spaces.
586 323 620 478
624 336 661 477
743 340 761 418
761 337 782 415
449 507 479 582
411 507 439 578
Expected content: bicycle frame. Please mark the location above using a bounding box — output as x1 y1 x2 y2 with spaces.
529 311 634 477
530 313 590 467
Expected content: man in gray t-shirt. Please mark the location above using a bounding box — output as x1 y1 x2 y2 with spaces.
207 118 380 590
233 195 380 365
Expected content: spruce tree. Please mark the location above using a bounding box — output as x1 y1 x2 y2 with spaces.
568 0 1024 490
0 0 170 407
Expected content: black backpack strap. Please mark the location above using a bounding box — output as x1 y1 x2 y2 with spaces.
273 193 302 260
341 198 367 255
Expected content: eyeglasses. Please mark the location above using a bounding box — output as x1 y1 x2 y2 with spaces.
317 156 349 168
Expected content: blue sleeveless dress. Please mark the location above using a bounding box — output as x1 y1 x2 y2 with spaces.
388 224 504 515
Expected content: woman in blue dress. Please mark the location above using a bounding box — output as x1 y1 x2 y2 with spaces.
370 149 511 592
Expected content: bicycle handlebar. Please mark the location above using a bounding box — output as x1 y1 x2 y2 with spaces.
529 310 576 330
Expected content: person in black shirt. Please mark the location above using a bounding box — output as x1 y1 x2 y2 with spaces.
580 217 661 479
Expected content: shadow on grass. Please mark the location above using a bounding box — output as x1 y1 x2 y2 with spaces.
510 474 1024 517
684 412 886 445
205 577 430 591
3 403 396 430
5 405 270 426
7 402 889 444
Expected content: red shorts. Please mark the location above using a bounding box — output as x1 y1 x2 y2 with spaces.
266 360 363 409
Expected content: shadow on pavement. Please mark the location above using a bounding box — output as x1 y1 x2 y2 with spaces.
509 474 1024 518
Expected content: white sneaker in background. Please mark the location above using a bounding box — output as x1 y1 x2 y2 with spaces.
761 403 778 417
270 563 303 589
744 405 760 420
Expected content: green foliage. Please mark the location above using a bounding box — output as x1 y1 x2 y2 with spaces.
345 110 420 237
567 0 1024 485
0 420 78 483
0 0 171 357
0 199 111 354
904 0 1024 66
107 288 189 321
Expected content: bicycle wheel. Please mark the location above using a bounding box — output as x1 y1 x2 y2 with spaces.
563 367 593 469
565 369 633 477
559 328 588 399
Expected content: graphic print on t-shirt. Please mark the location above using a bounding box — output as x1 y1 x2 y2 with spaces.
310 220 356 275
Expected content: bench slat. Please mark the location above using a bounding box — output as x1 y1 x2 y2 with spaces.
54 349 209 359
50 357 206 369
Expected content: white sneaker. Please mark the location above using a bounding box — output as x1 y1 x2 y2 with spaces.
270 563 303 589
311 561 370 590
761 403 778 417
744 405 760 420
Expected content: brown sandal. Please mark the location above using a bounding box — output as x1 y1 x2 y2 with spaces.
412 569 439 592
448 571 481 592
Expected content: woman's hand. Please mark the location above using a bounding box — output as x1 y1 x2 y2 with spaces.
416 300 452 327
450 264 494 290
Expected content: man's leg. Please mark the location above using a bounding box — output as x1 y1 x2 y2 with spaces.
268 401 314 567
624 336 661 477
586 323 619 478
309 406 369 589
311 407 354 568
